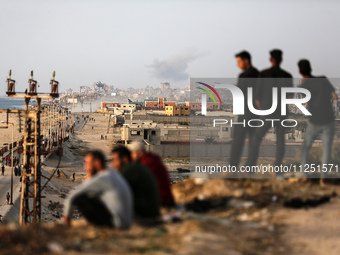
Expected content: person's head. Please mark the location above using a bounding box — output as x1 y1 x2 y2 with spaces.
269 49 283 66
235 51 252 70
84 150 106 179
128 140 146 161
298 59 312 77
111 146 132 171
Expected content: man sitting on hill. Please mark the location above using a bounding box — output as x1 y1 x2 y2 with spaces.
111 146 161 225
129 141 175 208
63 150 133 229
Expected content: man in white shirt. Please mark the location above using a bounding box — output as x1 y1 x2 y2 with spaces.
63 150 133 229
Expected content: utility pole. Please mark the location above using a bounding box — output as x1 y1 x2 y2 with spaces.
2 70 61 225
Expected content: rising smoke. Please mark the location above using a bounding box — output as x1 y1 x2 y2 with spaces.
146 49 206 82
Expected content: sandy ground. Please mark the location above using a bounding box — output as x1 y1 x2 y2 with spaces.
276 186 340 255
0 112 340 254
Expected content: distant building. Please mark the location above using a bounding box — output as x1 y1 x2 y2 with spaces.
144 98 176 109
165 105 190 116
99 102 120 112
127 99 143 106
67 98 78 104
121 103 137 111
160 82 170 90
185 102 220 111
121 120 160 145
79 86 91 95
92 81 112 94
100 103 137 114
101 102 120 108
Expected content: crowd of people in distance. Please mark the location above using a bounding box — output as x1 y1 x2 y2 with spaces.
3 155 19 166
63 141 175 229
1 154 22 176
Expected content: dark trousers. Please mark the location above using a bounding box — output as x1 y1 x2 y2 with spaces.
230 118 255 167
246 119 285 167
73 194 114 227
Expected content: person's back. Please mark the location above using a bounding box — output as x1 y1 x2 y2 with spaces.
259 65 292 78
300 76 335 125
255 66 293 118
121 161 160 218
247 49 292 168
64 169 133 229
298 60 337 185
140 152 175 207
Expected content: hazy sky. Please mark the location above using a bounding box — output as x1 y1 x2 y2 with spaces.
1 0 340 92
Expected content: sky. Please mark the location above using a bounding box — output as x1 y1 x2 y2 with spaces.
1 0 340 92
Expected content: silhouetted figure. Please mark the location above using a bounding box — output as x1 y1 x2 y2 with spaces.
72 172 75 182
246 49 293 168
230 51 259 167
298 59 338 185
14 165 18 176
6 192 10 204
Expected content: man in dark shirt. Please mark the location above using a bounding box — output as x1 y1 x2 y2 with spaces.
298 59 337 184
230 51 259 167
246 49 293 167
111 146 161 225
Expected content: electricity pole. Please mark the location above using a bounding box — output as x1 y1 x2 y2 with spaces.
2 70 61 225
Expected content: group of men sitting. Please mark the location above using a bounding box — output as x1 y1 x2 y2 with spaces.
63 141 175 229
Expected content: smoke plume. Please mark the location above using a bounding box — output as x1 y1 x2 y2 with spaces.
146 49 205 82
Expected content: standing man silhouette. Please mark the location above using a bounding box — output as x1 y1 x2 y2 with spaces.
298 59 337 185
230 51 259 167
246 49 293 168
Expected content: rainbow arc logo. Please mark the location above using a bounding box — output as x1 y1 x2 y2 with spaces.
196 82 222 115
